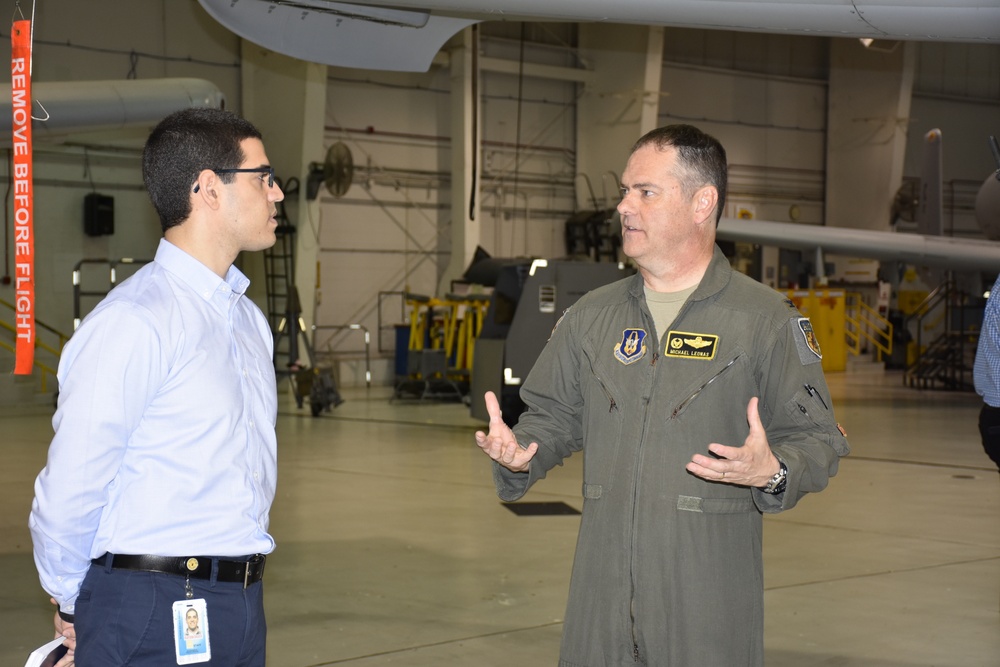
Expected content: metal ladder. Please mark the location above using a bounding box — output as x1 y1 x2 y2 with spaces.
263 179 296 370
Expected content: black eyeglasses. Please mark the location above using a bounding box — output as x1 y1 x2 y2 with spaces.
194 167 275 192
212 167 275 187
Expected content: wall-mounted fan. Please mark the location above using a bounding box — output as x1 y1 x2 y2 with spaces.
307 141 353 199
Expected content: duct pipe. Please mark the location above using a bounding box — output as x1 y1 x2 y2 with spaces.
0 78 225 143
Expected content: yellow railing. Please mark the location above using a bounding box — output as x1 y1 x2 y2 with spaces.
845 292 893 361
0 298 70 394
0 337 58 392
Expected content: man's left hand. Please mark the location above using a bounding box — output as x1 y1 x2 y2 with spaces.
686 397 780 487
50 598 76 667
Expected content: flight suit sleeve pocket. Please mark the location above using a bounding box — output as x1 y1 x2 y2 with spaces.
781 389 849 456
783 389 825 429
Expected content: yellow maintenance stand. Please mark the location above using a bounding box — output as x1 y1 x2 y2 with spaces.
785 289 847 372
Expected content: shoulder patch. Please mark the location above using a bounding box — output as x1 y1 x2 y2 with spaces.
548 307 571 340
613 328 648 365
794 317 823 365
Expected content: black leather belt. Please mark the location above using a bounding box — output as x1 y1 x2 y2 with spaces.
93 553 265 588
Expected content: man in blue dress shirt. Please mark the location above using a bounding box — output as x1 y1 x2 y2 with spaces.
29 108 284 666
974 275 1000 473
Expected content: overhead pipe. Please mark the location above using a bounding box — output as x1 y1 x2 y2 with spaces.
0 78 225 144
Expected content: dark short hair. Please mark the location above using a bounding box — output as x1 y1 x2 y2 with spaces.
142 108 263 232
630 124 728 224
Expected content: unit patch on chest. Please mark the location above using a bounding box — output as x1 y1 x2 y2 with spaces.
613 328 648 365
664 331 719 360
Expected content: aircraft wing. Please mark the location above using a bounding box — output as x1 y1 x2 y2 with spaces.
198 0 1000 73
717 217 1000 273
197 1 475 72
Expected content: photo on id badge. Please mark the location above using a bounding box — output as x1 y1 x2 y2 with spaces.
172 598 211 664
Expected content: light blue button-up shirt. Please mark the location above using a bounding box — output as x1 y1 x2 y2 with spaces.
975 275 1000 406
30 239 278 613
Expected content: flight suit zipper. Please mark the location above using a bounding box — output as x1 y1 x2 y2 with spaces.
589 369 620 413
797 384 833 420
670 354 742 419
595 375 618 413
804 383 829 409
627 345 658 664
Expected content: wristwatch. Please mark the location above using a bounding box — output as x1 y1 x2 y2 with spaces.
761 460 787 495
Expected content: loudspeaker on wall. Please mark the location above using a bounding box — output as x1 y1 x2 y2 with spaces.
84 193 114 236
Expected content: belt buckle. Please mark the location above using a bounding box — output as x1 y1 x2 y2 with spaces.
244 554 263 589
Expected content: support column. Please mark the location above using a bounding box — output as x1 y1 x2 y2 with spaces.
438 27 480 296
576 25 664 209
239 41 327 332
825 39 916 231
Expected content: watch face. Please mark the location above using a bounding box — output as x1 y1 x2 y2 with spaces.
764 465 787 494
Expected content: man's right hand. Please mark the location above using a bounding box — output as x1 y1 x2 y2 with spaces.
474 391 538 472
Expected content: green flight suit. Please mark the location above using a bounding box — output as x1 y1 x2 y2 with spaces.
494 247 850 666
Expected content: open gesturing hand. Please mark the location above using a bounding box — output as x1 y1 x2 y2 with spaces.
474 391 538 472
685 397 780 487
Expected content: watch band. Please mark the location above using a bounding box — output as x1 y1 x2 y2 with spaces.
761 460 788 495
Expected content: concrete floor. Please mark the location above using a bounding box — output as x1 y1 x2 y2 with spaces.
2 367 998 666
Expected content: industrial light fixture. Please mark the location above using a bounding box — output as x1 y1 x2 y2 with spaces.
858 38 901 53
504 368 522 386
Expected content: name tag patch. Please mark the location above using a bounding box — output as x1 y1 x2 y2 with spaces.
613 328 648 365
664 331 719 360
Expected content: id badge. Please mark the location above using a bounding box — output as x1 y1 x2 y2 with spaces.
172 598 211 664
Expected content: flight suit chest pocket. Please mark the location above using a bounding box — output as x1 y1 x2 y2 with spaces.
669 348 746 420
580 342 626 486
582 339 628 416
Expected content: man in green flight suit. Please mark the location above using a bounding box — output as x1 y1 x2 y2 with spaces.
476 124 849 666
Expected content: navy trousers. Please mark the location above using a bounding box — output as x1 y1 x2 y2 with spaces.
74 560 266 666
978 404 1000 472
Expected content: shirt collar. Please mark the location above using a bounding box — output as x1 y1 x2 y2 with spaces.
627 244 733 302
154 238 251 302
